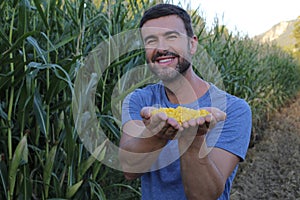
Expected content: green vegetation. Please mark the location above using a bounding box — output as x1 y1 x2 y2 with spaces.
0 0 300 199
196 24 300 138
293 16 300 59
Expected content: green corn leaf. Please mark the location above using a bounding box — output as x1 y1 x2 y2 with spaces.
110 183 141 196
99 115 121 140
64 113 75 166
92 160 102 181
17 0 26 38
27 62 47 70
89 179 106 200
32 0 49 29
0 154 8 199
78 139 107 180
45 34 79 54
1 31 38 58
0 103 8 120
43 145 57 199
33 90 47 136
0 28 10 48
26 36 47 63
66 180 83 199
40 32 58 54
50 64 74 95
8 135 28 198
28 62 74 95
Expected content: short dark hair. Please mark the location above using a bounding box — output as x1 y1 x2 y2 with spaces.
139 4 194 37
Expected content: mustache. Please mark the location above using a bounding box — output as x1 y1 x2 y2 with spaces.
151 51 179 63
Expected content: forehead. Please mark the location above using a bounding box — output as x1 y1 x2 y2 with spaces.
141 15 187 37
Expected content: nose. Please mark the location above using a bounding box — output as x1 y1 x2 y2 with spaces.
156 38 169 52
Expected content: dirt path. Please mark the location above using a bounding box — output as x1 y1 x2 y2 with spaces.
231 94 300 200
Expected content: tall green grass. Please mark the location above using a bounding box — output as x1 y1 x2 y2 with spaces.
0 0 149 199
0 0 300 199
197 23 300 141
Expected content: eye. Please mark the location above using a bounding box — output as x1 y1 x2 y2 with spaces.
145 38 157 46
167 34 178 40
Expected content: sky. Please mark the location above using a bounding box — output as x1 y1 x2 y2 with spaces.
173 0 300 37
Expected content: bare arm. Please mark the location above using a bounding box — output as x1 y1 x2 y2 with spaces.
178 109 239 199
119 107 181 180
119 106 237 199
179 136 239 199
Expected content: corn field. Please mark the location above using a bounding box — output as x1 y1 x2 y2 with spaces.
0 0 300 199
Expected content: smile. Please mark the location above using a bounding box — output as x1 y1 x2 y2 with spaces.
151 51 179 64
157 57 174 64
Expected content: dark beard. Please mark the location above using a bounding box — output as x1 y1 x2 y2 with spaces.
176 57 190 75
148 50 191 82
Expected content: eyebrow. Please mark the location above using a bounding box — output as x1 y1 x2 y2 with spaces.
143 30 181 42
164 30 181 37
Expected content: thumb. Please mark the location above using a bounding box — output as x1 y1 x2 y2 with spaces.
203 107 226 122
140 107 154 119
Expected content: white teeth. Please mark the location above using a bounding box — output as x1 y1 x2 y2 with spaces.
158 58 172 63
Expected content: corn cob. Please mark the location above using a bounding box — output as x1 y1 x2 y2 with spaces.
151 106 210 125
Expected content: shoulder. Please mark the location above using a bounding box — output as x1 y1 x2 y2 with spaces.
121 83 164 126
208 84 252 135
122 83 163 113
208 84 251 116
226 93 252 118
128 83 163 98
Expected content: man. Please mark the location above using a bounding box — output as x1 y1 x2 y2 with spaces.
119 3 252 200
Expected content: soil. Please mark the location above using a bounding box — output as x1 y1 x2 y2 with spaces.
230 94 300 200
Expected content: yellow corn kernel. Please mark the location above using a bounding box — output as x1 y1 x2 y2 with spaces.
151 106 210 125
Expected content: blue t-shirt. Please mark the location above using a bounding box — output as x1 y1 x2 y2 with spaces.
122 82 252 200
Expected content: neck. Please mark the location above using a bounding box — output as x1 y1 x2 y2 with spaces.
163 67 209 104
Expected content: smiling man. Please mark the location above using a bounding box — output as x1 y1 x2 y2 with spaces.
142 17 194 82
119 4 252 200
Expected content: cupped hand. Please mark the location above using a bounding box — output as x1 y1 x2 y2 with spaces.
181 107 226 136
140 107 182 140
140 107 226 139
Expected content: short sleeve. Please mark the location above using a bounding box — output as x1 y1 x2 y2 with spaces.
207 97 252 161
121 91 144 126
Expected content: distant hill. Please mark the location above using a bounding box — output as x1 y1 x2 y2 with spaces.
254 19 297 51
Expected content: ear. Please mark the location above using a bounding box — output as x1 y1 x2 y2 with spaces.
189 35 198 55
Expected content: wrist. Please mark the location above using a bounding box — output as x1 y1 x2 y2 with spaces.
179 135 212 161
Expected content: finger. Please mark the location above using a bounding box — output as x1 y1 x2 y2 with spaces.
214 110 226 121
162 118 181 135
156 122 179 139
204 107 226 121
140 107 154 119
164 126 179 137
142 118 150 126
182 121 189 129
196 117 205 126
142 107 161 126
205 114 216 129
152 112 168 122
204 114 213 123
147 114 178 135
166 117 181 129
152 120 168 133
188 118 197 127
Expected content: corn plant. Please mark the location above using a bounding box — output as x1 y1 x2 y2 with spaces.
196 21 300 142
0 0 300 199
0 0 152 199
